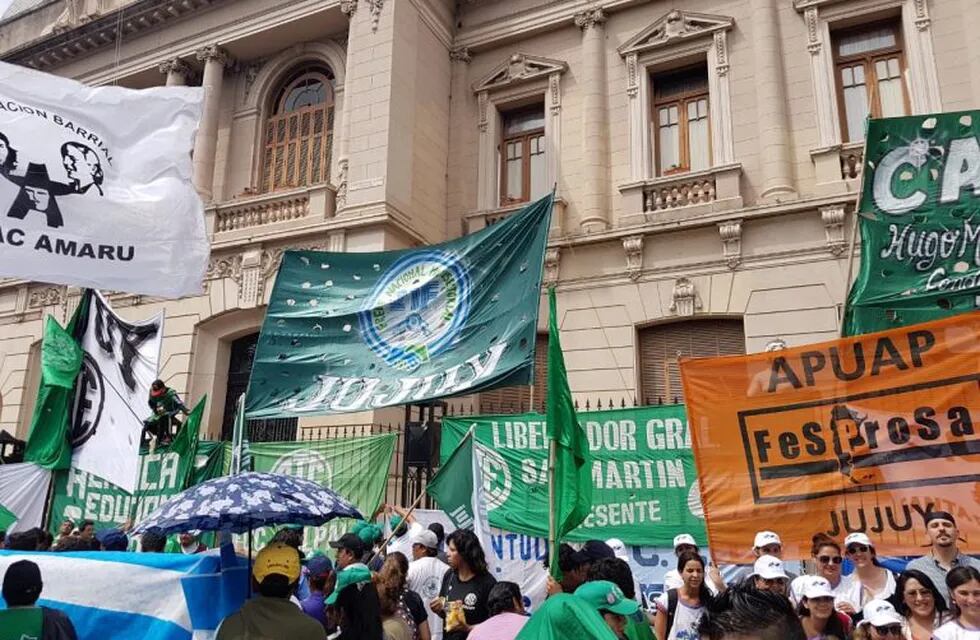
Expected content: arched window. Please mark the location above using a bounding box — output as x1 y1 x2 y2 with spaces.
261 66 335 193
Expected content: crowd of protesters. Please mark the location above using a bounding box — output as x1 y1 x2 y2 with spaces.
2 507 978 640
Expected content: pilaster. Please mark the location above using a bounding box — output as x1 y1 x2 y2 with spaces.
575 7 609 232
193 45 232 202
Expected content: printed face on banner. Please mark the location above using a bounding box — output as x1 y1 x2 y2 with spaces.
681 313 980 562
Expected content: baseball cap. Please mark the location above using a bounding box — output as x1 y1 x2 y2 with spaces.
753 531 781 548
605 538 628 561
802 576 836 600
325 564 373 605
844 532 873 548
330 533 366 557
253 542 301 584
673 533 698 549
357 524 382 546
574 580 640 616
306 554 333 579
412 529 439 550
96 529 129 551
751 555 789 580
860 599 903 627
2 559 42 604
581 540 616 563
350 521 368 535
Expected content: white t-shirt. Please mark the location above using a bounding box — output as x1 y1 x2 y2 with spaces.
837 569 896 612
932 619 980 640
663 570 720 595
654 592 706 640
408 555 450 640
932 620 980 640
387 522 424 559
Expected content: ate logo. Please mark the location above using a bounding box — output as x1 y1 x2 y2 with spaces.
0 132 105 229
271 450 333 484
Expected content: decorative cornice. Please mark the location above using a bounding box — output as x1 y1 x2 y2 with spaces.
473 52 568 94
718 219 742 270
2 0 220 70
618 9 734 57
573 7 606 31
821 204 848 256
623 235 644 281
28 286 64 309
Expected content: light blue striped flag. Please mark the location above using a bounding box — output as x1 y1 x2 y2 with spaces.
0 550 249 640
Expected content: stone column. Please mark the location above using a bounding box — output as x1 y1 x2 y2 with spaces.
751 0 796 201
193 45 230 201
575 7 609 232
158 58 191 87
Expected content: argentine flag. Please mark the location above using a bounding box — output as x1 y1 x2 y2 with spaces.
0 550 248 640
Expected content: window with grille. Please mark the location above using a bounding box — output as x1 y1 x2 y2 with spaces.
638 319 744 405
500 104 546 206
222 333 297 442
261 67 335 193
653 65 710 176
478 334 548 413
833 22 909 143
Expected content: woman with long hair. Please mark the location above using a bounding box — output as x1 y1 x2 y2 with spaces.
933 566 980 639
894 569 948 639
330 566 385 640
797 577 849 640
468 582 527 640
839 533 896 615
377 552 430 640
791 533 847 604
654 550 713 640
430 529 497 640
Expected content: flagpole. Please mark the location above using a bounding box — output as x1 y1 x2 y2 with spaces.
367 489 427 566
839 120 870 338
547 438 556 572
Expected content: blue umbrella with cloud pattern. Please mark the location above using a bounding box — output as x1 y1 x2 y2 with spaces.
133 471 363 536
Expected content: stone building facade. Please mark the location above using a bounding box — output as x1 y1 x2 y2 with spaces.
0 0 977 441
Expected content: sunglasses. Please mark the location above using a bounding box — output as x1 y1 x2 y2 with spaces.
847 544 870 554
817 555 843 564
873 624 902 636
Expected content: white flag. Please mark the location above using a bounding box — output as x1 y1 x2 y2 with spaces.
473 441 498 575
0 62 208 298
72 291 164 492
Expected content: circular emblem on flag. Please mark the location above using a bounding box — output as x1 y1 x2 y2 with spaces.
271 450 333 485
70 352 105 447
359 251 471 372
475 444 511 510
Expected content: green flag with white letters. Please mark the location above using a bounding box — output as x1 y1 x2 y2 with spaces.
245 194 554 418
844 111 980 335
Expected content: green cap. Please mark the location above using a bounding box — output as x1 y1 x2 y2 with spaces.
574 580 640 617
325 564 372 605
350 521 367 535
357 524 381 545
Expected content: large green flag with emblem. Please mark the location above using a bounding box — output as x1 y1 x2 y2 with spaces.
245 195 554 418
844 111 980 335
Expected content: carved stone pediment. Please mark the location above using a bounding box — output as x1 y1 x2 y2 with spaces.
618 10 734 56
473 53 568 93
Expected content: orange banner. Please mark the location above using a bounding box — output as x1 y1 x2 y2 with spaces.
680 313 980 563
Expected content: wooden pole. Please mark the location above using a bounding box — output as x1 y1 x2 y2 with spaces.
367 489 427 566
839 123 870 337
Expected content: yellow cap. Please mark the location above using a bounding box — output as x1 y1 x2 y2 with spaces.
253 542 301 583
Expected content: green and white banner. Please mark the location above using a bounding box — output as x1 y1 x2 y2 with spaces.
245 195 553 418
246 433 397 551
442 405 705 547
844 110 980 335
48 399 207 532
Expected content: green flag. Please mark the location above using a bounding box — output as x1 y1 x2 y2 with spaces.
844 110 980 335
23 312 84 470
426 429 477 528
545 287 592 579
245 194 554 418
0 502 16 530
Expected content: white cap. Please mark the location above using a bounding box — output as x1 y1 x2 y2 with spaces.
752 555 789 580
802 576 836 600
860 599 903 627
844 532 873 548
673 534 697 549
411 530 439 549
605 538 629 561
753 531 781 548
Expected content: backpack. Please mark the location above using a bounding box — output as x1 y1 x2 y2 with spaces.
664 588 713 640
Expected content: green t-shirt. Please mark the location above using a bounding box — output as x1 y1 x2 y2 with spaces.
0 606 43 640
516 594 619 640
216 596 327 640
624 613 656 640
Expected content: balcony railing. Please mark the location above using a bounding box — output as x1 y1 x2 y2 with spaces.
644 175 717 212
213 189 311 233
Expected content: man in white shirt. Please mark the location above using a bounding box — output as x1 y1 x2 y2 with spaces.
662 533 724 595
408 530 450 640
386 506 425 559
726 530 798 585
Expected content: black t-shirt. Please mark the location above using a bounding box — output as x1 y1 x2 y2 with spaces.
439 570 497 640
403 589 427 626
